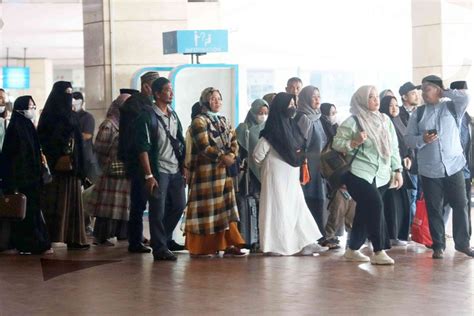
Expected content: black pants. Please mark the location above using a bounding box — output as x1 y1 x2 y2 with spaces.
421 171 470 251
128 175 148 249
343 172 390 252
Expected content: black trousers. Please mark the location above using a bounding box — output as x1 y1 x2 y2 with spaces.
343 172 390 252
421 171 470 251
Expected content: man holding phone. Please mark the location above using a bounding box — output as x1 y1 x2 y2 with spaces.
405 75 473 259
133 77 186 261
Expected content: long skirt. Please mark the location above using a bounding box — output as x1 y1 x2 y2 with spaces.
42 175 87 245
383 187 410 241
11 185 51 253
185 222 245 255
93 217 128 242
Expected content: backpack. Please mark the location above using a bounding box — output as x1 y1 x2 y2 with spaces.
320 116 363 195
416 101 459 127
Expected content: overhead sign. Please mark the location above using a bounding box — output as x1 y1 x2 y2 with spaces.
163 30 228 54
2 67 30 89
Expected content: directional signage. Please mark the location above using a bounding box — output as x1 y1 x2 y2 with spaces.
163 30 228 54
2 67 30 89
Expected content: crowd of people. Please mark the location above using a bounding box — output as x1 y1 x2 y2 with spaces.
1 72 473 265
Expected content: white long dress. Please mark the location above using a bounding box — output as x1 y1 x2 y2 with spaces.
253 137 321 255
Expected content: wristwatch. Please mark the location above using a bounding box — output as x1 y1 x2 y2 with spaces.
394 169 402 173
144 174 154 180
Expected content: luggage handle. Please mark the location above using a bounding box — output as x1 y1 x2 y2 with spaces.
245 129 250 196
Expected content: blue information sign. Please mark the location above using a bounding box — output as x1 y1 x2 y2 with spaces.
163 30 228 54
2 67 30 89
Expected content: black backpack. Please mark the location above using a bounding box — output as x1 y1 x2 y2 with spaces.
416 101 459 127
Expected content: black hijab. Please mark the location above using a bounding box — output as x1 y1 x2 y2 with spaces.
319 103 338 141
380 95 410 157
37 81 84 177
260 92 306 167
1 96 42 190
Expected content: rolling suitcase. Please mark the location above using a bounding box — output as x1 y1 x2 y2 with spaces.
237 129 259 251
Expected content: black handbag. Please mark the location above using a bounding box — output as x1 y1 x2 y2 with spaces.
0 189 27 221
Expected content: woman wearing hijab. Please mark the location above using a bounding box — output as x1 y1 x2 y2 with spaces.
236 99 269 156
379 95 412 246
318 102 356 249
379 89 395 100
236 99 269 194
320 103 338 141
247 101 270 185
185 88 247 258
297 86 328 239
1 96 52 254
333 85 402 265
88 92 132 246
38 81 89 250
253 92 321 256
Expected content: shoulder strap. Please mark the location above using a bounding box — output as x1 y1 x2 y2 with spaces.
155 113 172 139
348 115 363 165
416 105 426 124
352 115 364 132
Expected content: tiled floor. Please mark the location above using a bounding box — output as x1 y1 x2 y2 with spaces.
1 238 473 315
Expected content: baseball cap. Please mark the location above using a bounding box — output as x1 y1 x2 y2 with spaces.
422 75 444 90
450 81 468 90
399 82 420 97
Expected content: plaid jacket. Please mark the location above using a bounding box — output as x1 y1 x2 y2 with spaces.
185 114 240 235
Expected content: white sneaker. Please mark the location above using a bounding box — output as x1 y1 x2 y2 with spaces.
390 239 408 247
371 250 395 265
343 249 370 262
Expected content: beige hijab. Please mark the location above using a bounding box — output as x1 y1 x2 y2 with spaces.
350 85 391 160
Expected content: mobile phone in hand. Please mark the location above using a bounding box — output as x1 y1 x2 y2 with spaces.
427 129 437 135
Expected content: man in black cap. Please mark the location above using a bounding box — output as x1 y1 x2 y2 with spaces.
398 82 420 126
405 75 474 259
398 82 421 224
119 71 160 254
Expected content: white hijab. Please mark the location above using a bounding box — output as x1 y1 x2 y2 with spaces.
350 85 391 160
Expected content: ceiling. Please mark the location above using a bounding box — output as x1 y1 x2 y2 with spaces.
0 0 84 69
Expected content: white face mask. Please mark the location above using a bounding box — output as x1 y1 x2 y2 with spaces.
21 109 36 121
257 114 268 124
0 106 5 114
328 115 338 125
72 99 83 112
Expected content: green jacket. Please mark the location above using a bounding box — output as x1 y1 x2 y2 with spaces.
332 115 402 187
131 110 159 178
